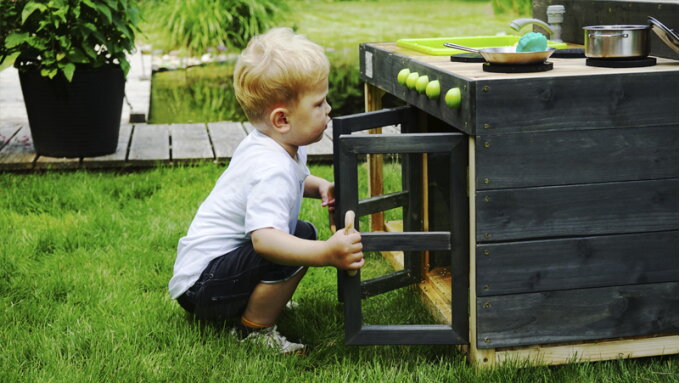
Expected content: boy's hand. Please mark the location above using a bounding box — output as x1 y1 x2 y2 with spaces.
319 181 335 212
325 227 363 271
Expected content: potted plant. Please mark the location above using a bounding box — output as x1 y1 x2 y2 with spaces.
0 0 140 157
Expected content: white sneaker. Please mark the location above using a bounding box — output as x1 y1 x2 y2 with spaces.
285 300 299 310
242 325 305 354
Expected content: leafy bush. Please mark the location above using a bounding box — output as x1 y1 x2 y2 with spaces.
491 0 532 15
1 0 140 81
143 0 288 55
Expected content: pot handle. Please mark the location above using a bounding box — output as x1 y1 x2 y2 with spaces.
589 32 629 38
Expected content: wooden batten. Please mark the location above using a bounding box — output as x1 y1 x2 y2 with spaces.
365 83 386 232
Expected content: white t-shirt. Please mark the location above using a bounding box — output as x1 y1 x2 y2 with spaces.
168 130 310 299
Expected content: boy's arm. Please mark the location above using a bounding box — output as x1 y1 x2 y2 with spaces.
251 227 363 270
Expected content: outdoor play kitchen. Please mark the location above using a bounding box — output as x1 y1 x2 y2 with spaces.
331 0 678 366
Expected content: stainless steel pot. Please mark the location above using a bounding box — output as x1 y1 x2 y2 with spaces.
583 25 650 58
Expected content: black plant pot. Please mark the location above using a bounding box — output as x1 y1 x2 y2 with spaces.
18 65 125 157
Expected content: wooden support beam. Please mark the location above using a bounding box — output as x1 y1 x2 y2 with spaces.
365 83 385 232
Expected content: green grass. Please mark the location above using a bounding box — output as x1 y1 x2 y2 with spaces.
1 164 678 382
288 0 526 62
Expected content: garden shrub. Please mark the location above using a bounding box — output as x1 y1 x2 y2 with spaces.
143 0 288 55
491 0 532 15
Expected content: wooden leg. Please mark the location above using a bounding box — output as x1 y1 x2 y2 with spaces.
466 136 496 367
365 83 385 232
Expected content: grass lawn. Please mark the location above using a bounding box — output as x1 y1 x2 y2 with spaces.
287 0 524 60
1 164 678 382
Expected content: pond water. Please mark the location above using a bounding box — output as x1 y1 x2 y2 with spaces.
148 59 373 124
149 63 247 124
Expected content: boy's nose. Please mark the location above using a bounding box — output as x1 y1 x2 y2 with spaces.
325 100 332 114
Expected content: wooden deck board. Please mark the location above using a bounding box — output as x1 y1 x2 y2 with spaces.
0 119 334 172
128 124 170 164
0 127 37 170
170 123 214 161
0 123 22 152
208 121 246 160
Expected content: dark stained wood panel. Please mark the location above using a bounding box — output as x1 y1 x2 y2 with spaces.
476 179 678 242
475 72 679 135
476 125 679 189
476 231 679 296
476 282 679 349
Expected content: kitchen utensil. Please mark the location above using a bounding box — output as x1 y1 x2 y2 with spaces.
344 210 358 277
443 43 555 65
648 16 679 53
583 25 650 58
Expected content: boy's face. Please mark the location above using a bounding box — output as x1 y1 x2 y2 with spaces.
285 79 331 147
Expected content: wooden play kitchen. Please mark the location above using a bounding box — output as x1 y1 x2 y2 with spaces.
331 27 678 366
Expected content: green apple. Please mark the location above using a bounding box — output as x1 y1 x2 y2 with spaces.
397 68 410 85
425 80 440 99
415 75 429 93
445 87 462 108
406 72 419 90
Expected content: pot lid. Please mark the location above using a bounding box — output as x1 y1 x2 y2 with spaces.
648 16 679 53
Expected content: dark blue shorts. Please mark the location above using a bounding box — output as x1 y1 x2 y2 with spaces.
176 220 316 321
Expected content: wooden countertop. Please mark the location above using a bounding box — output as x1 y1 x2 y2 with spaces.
367 42 679 82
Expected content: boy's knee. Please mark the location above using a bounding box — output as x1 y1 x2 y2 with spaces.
295 220 317 241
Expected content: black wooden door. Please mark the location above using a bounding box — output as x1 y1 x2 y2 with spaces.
332 106 469 345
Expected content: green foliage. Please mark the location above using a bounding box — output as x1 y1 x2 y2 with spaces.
0 0 140 81
491 0 532 16
143 0 288 55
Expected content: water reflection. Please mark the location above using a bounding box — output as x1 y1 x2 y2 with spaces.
149 63 246 124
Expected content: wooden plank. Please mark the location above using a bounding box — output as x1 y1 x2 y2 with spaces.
207 121 247 160
366 83 386 232
82 124 133 168
170 123 214 162
0 126 37 170
476 126 679 189
0 123 21 152
128 124 170 165
477 231 679 296
476 179 678 242
242 121 255 134
362 232 451 252
466 136 497 366
347 325 466 345
419 271 452 324
342 133 465 155
495 335 679 366
360 269 416 299
476 282 679 349
358 191 409 217
333 106 413 133
360 43 679 136
35 155 80 170
475 72 679 134
306 133 333 162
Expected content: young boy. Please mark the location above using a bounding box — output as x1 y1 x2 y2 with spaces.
168 28 364 353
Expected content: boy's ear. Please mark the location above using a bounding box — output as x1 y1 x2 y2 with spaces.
269 107 291 134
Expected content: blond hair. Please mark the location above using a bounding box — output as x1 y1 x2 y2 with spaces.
233 28 330 123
